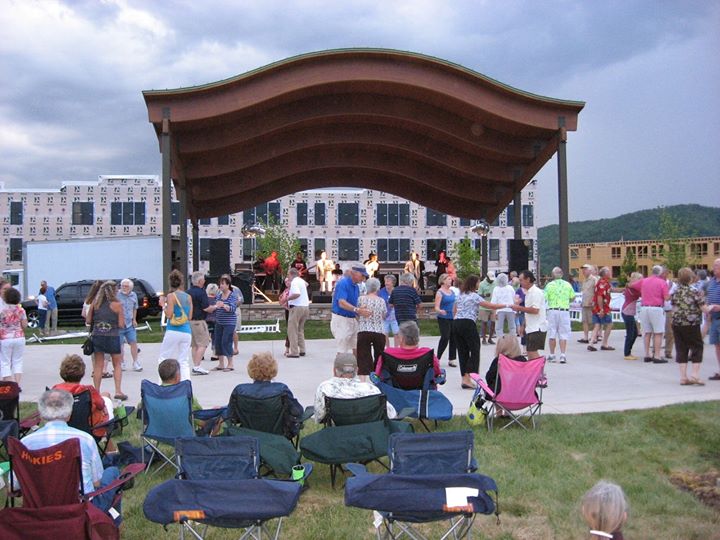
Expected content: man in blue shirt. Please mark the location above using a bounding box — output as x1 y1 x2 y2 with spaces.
331 266 371 355
41 280 58 336
378 274 400 347
707 258 720 381
389 272 422 325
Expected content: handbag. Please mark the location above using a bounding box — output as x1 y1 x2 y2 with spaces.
466 395 487 427
168 293 189 325
81 336 94 356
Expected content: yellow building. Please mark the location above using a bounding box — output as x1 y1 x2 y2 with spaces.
569 236 720 279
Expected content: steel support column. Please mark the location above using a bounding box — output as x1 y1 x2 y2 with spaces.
178 184 188 281
557 121 569 277
191 219 199 272
513 192 522 240
481 235 488 277
161 108 172 292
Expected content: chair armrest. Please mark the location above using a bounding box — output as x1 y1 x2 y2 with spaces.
345 463 369 477
192 407 227 421
433 369 447 386
469 373 495 399
85 462 145 500
396 407 416 420
300 406 315 423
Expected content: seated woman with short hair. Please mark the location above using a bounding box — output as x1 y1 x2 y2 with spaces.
53 353 113 437
374 321 441 389
484 335 527 394
229 352 305 437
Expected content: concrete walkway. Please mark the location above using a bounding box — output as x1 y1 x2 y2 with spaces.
17 331 719 415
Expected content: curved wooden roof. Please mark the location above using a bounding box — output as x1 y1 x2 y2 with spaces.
143 49 584 220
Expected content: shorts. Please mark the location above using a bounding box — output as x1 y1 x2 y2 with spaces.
547 310 571 340
592 313 612 326
581 306 593 325
478 309 492 323
235 308 243 330
91 335 121 355
383 319 399 336
525 330 547 352
331 313 358 353
709 318 720 346
190 320 211 348
639 306 665 334
118 326 137 344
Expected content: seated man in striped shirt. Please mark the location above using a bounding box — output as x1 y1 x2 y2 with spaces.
389 272 422 326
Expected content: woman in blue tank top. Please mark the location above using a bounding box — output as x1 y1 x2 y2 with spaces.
434 273 457 367
158 270 193 380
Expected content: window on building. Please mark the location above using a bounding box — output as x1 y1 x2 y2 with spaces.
242 238 256 261
426 208 447 226
506 205 518 228
426 239 447 261
9 238 22 261
639 265 649 275
338 238 359 261
714 242 720 256
10 202 23 225
71 202 94 225
337 203 359 226
522 205 534 227
459 218 472 227
527 239 534 260
244 203 281 225
611 247 621 259
314 238 326 258
691 243 708 257
637 245 648 258
377 203 410 226
111 202 146 225
377 239 411 262
490 214 500 227
586 247 592 258
296 203 308 226
570 248 579 259
198 238 211 261
171 202 180 225
198 218 211 225
298 238 309 257
314 202 326 226
489 239 500 261
217 215 230 226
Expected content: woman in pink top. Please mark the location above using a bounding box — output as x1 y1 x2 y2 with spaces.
375 320 441 379
0 287 28 385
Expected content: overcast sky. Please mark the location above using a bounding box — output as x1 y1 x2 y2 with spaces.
1 0 718 226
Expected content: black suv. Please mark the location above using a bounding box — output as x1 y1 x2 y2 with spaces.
22 278 161 328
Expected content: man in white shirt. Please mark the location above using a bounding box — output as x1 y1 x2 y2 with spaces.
512 270 547 359
314 353 395 422
286 267 310 358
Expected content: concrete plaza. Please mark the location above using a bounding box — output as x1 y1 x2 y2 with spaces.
17 329 719 416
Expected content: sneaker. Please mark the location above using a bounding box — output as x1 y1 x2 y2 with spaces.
643 356 654 363
192 367 210 375
132 362 143 372
624 355 639 361
547 354 556 363
559 355 567 364
121 361 127 371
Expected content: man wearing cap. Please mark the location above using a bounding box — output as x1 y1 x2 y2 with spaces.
578 264 598 344
313 353 396 422
330 266 371 356
478 271 497 344
544 267 576 363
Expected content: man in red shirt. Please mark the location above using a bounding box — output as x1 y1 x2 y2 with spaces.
262 251 280 292
588 267 614 352
628 265 670 363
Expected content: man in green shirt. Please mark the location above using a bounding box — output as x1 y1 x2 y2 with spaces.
478 271 497 344
544 267 576 363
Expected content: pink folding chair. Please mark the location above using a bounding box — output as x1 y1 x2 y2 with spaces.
470 355 546 431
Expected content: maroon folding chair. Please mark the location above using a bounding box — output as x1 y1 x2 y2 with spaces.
470 355 546 431
0 381 40 437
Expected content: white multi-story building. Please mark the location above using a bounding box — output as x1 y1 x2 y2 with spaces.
1 175 537 275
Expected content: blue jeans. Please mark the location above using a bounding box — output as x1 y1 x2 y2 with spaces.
91 466 121 524
621 314 638 356
214 324 235 357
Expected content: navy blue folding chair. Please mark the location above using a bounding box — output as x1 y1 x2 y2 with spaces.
345 431 498 539
144 436 312 540
140 379 195 474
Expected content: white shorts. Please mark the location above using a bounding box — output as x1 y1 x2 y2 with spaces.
158 330 192 381
639 306 665 334
330 313 358 353
546 310 571 341
0 337 25 376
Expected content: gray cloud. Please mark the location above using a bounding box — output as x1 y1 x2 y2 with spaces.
1 0 718 225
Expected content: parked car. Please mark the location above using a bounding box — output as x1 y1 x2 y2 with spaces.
22 278 161 328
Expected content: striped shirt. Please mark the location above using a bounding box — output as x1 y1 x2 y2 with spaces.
389 285 421 323
707 277 720 319
214 291 238 326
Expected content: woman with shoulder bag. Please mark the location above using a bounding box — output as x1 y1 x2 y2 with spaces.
158 270 193 380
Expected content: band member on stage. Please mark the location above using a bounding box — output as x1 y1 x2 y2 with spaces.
291 251 308 280
262 251 280 292
316 250 334 293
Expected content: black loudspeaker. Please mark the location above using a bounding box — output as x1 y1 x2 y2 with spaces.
312 292 333 304
232 271 254 305
508 239 529 274
209 239 231 276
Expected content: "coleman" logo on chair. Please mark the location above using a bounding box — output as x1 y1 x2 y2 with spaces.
397 365 417 373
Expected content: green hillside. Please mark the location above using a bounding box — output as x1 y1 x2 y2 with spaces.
538 204 720 271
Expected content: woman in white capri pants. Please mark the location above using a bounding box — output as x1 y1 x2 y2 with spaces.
0 287 27 385
491 273 517 338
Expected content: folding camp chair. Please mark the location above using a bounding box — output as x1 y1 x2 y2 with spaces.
374 349 452 432
66 389 134 457
0 381 40 437
470 355 546 431
300 394 412 488
0 419 18 460
345 431 499 540
144 436 311 540
2 436 143 537
140 379 196 474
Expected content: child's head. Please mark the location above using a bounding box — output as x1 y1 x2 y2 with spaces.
581 481 628 539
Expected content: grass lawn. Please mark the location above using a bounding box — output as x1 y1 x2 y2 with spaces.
11 401 719 539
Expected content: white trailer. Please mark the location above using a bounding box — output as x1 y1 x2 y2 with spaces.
13 236 164 299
